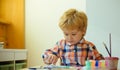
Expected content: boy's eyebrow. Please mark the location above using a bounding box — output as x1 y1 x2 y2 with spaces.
71 31 79 33
63 31 78 33
71 32 77 33
63 32 66 33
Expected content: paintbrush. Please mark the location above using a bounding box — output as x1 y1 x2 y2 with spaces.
103 42 111 57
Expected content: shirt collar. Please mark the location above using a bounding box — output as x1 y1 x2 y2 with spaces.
65 38 86 46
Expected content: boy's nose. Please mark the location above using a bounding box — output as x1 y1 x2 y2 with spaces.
68 35 73 40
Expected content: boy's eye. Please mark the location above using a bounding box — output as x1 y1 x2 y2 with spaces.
64 33 76 36
72 34 76 36
65 34 68 36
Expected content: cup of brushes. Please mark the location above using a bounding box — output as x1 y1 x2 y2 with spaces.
104 33 119 70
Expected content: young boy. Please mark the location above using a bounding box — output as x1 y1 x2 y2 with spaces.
42 8 104 66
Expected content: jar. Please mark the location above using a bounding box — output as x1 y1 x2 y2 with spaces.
0 42 4 49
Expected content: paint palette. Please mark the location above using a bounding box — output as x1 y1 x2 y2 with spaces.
44 64 72 69
29 65 75 70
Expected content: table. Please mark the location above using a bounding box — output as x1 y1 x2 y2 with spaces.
21 65 120 70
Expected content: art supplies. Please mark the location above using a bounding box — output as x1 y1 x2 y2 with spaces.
29 65 74 70
103 33 119 69
103 42 111 57
85 60 106 68
105 57 119 70
109 33 111 57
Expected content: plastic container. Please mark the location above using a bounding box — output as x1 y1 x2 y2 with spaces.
0 64 14 70
15 62 26 70
105 57 119 70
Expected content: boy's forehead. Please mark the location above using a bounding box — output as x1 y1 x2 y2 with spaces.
62 28 79 33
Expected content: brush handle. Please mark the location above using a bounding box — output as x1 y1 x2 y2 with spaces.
103 42 111 57
109 33 111 57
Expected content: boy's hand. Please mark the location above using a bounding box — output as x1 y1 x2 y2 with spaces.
43 54 58 65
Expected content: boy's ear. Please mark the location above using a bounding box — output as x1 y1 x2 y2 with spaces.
82 32 85 36
82 28 86 36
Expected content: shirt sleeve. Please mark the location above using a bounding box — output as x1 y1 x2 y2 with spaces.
42 41 60 58
87 42 104 60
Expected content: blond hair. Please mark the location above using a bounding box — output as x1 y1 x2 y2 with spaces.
59 9 88 35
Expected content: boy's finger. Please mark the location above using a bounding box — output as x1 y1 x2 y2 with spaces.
52 56 58 64
49 55 54 63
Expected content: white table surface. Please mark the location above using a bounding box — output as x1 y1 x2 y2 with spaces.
20 65 120 70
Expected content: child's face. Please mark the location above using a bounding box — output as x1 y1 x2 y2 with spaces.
62 29 84 45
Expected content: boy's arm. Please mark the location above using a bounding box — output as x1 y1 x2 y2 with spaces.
95 53 104 60
88 42 104 60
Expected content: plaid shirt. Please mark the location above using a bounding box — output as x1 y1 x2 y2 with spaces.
42 38 104 66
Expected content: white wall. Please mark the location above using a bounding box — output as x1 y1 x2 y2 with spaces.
86 0 120 68
25 0 86 67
